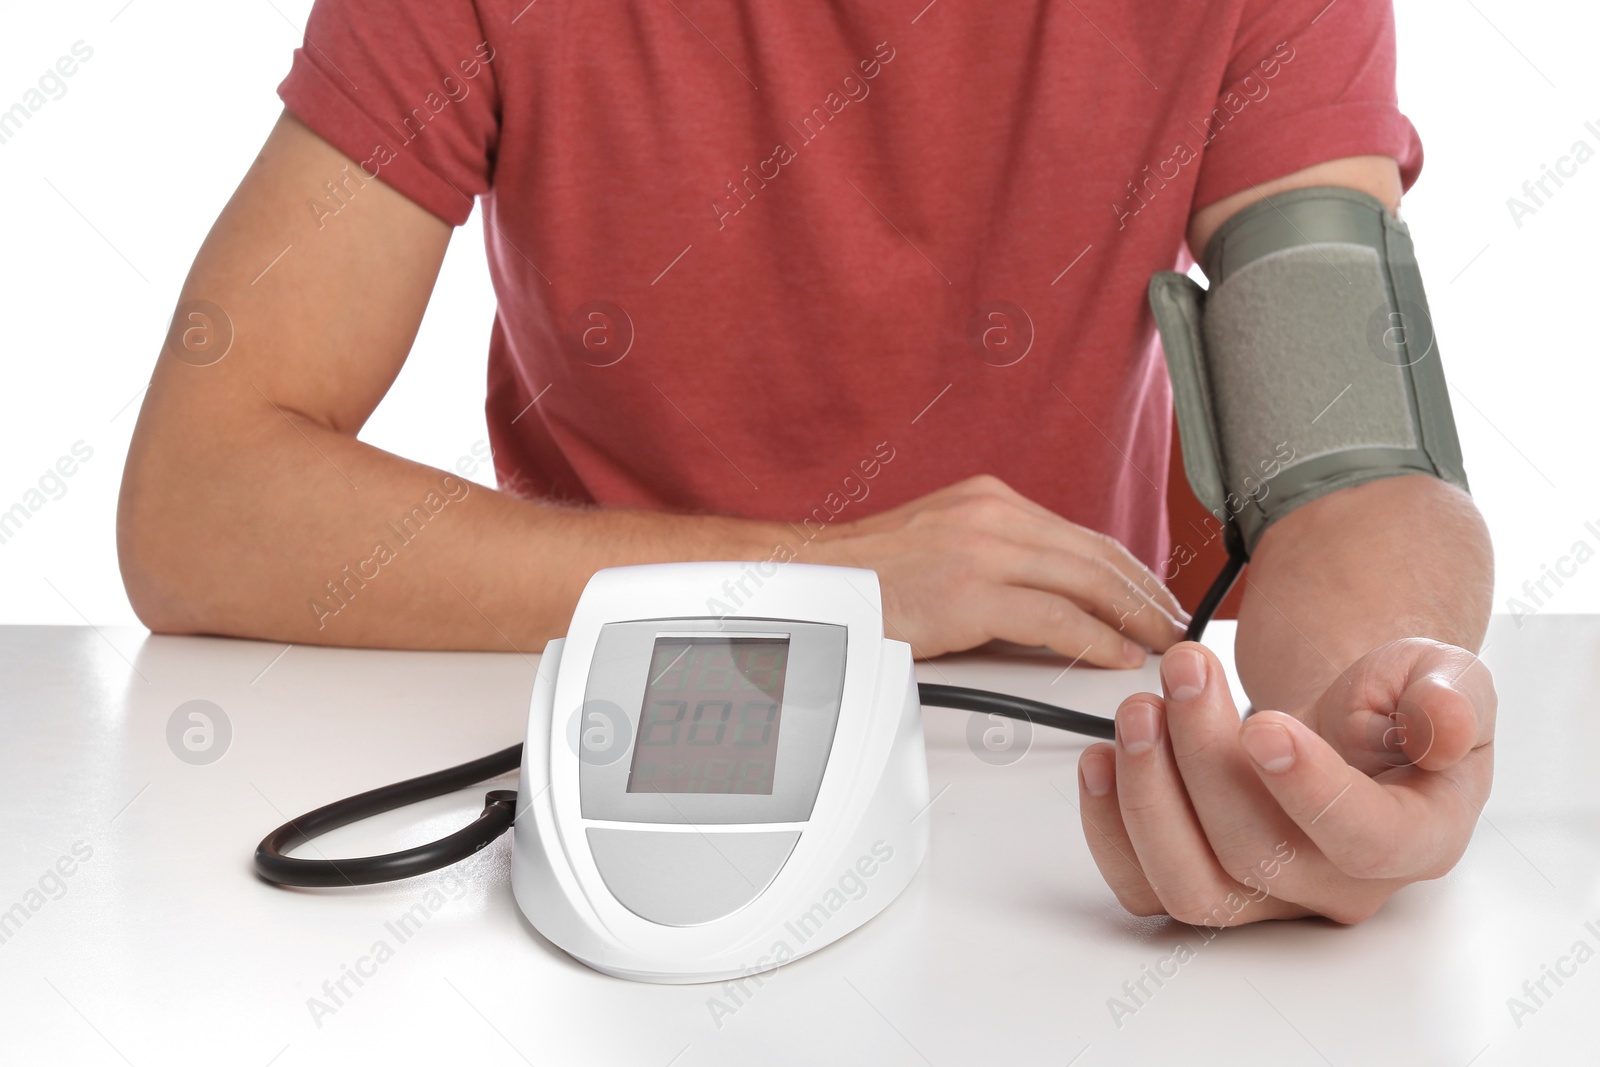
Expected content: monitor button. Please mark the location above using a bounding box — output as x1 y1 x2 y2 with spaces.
586 827 801 926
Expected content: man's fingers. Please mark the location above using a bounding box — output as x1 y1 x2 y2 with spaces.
1157 642 1295 879
1321 639 1497 773
1112 695 1300 925
979 586 1148 667
1079 529 1189 625
993 543 1185 652
1391 674 1478 770
1031 522 1189 631
950 475 1188 630
1239 710 1471 882
1403 647 1496 770
1076 743 1165 916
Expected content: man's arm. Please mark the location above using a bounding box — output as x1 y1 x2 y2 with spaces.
1075 155 1498 926
1188 154 1494 707
119 112 796 651
120 112 1188 661
1236 474 1491 711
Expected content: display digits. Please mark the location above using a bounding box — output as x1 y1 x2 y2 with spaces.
687 700 732 745
733 701 777 747
639 699 687 746
627 637 790 795
697 645 734 691
741 642 787 695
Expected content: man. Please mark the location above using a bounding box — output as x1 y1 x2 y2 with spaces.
118 0 1495 927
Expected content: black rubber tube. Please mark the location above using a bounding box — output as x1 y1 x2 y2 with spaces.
254 555 1240 887
254 687 1111 887
917 683 1115 740
254 747 521 887
1185 548 1245 643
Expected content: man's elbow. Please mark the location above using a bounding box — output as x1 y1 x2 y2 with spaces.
116 458 205 636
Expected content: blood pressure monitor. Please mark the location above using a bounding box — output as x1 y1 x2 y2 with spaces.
255 560 1141 983
511 562 929 983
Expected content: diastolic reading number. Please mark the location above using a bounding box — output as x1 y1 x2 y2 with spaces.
630 755 774 794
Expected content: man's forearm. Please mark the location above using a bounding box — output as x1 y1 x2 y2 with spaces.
1232 474 1494 714
118 408 791 650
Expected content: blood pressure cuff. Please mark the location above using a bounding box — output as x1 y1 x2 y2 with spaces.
1148 187 1469 557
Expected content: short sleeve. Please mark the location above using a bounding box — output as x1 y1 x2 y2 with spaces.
1191 0 1423 212
276 0 501 226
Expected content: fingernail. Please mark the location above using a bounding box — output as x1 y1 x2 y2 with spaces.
1123 638 1146 666
1241 722 1295 773
1161 646 1206 702
1081 752 1113 797
1117 700 1160 754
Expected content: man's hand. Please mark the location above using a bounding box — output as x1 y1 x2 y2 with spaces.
1076 639 1495 925
811 475 1188 666
1159 148 1496 924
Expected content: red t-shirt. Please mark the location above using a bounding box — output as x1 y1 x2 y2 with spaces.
278 0 1421 572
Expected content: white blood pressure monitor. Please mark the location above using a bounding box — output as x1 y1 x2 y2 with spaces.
511 562 929 983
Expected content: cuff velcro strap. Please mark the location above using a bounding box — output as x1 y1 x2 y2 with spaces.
1149 187 1469 556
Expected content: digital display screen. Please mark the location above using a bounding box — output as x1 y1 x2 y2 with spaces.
626 637 789 795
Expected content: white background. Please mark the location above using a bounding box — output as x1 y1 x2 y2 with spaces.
0 0 1595 627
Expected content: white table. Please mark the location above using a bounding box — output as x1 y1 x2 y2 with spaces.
1 617 1595 1066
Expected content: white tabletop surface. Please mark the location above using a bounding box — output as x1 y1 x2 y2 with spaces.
1 616 1596 1066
